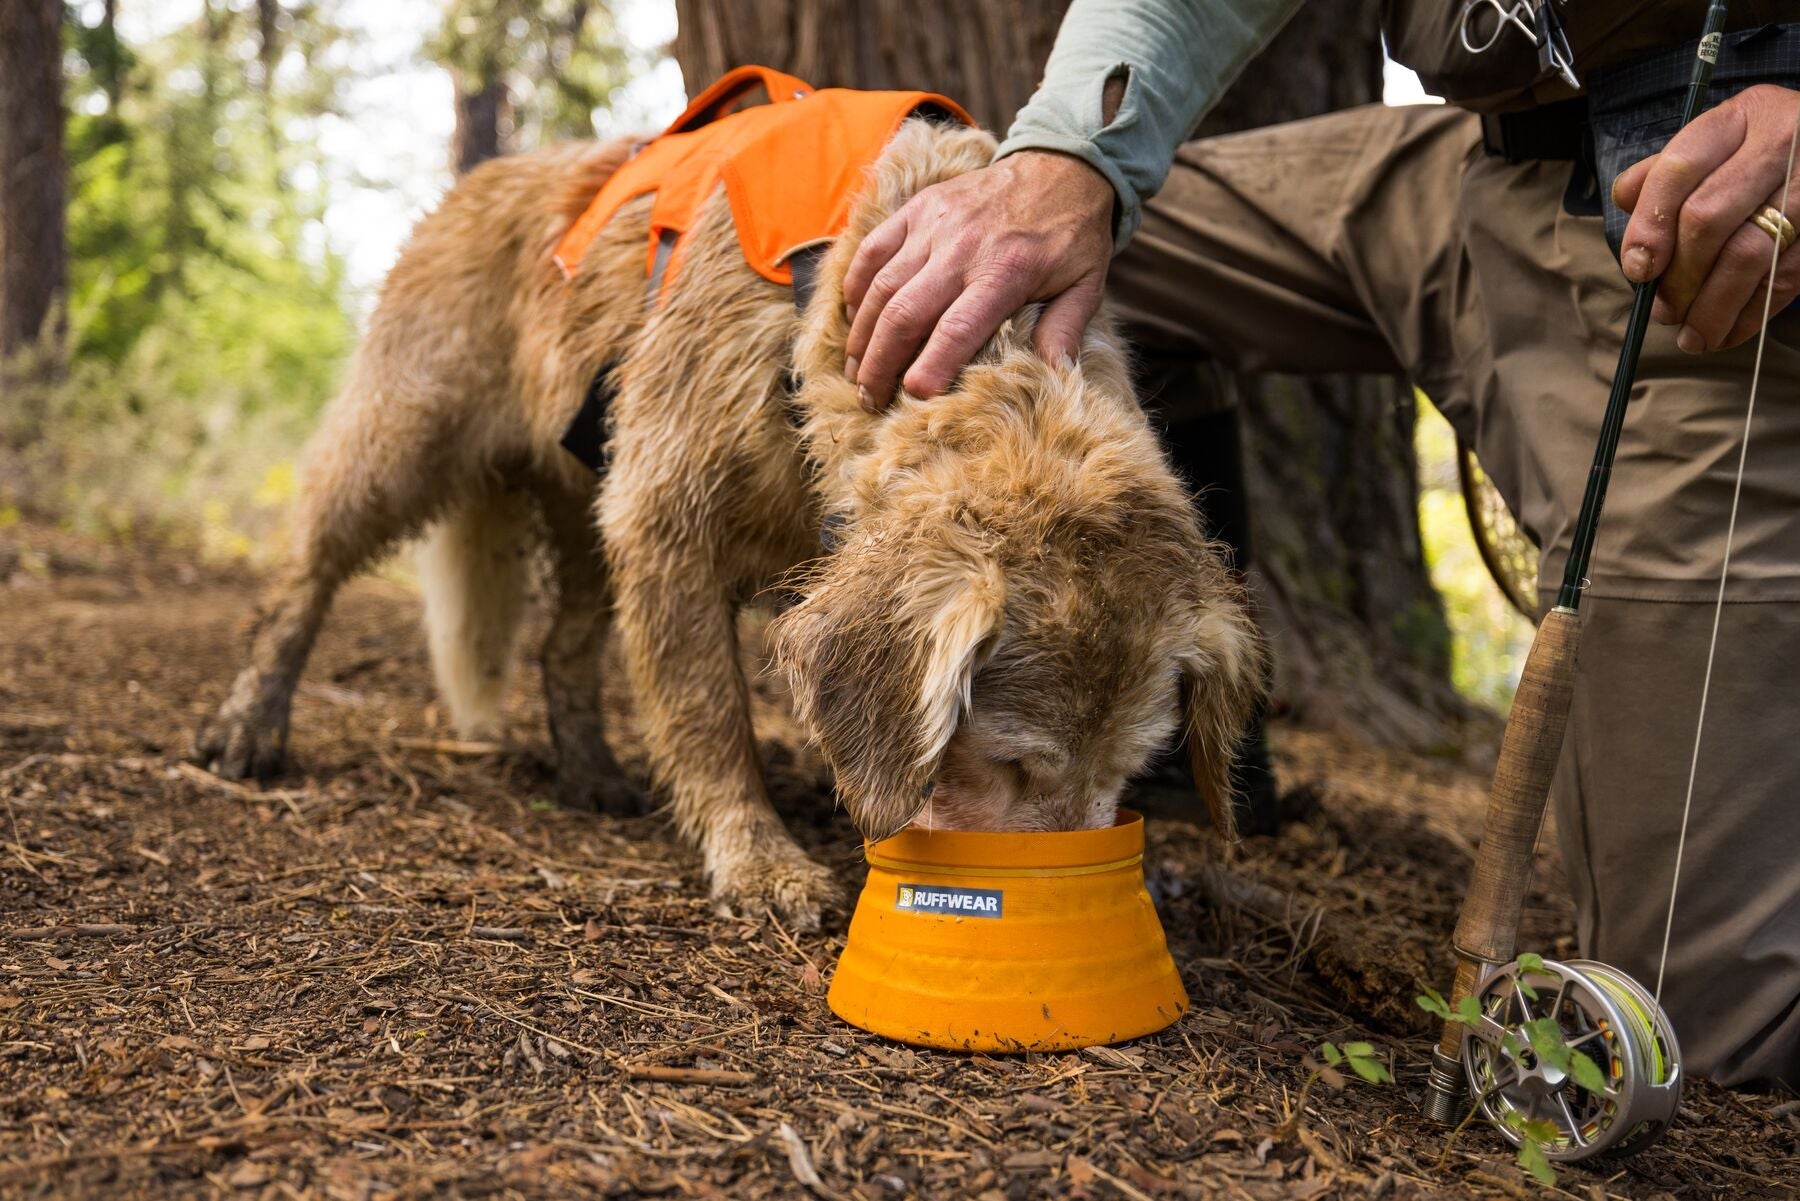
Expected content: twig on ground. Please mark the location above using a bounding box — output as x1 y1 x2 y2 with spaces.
173 762 310 802
1 924 134 939
391 736 506 756
0 711 67 730
623 1065 756 1087
777 1121 836 1198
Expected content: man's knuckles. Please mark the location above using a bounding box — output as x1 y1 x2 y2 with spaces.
1736 83 1794 122
1677 190 1733 244
1719 222 1779 277
877 291 936 339
947 223 985 259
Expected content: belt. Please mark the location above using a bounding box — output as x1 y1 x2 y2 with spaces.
1479 97 1588 164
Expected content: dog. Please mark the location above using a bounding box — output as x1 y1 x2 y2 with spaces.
196 113 1264 928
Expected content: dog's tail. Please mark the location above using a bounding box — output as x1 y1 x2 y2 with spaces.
417 488 535 741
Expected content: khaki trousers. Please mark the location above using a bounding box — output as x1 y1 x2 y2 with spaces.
1108 102 1800 1088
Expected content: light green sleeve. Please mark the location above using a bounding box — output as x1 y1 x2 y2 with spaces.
995 0 1305 250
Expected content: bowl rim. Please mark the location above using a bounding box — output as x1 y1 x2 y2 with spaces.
863 809 1145 870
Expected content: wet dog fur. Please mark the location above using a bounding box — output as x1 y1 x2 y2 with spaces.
196 119 1264 928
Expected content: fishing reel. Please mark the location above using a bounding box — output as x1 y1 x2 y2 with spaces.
1459 957 1683 1161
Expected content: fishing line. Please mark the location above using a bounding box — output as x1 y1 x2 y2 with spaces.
1654 100 1800 1004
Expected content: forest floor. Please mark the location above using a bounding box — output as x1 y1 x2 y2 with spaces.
0 518 1794 1200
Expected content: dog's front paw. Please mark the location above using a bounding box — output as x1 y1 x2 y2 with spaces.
194 693 290 780
711 851 844 933
555 764 647 817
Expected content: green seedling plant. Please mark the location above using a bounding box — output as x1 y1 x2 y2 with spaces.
1275 1039 1392 1141
1417 953 1607 1188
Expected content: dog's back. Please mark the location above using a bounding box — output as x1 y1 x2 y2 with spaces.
347 140 638 469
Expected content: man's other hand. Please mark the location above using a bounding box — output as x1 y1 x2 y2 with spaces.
842 149 1115 409
1614 84 1800 354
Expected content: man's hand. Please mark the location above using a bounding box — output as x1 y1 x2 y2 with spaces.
842 150 1115 409
1614 84 1800 354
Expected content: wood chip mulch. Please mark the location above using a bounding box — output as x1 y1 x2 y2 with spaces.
0 521 1794 1199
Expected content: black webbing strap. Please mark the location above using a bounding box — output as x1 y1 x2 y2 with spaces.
558 362 616 474
787 242 829 313
1478 97 1588 163
559 241 835 477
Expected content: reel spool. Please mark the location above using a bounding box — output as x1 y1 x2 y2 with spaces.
1460 957 1682 1161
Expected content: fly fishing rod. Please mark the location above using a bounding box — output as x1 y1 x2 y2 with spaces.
1423 0 1733 1161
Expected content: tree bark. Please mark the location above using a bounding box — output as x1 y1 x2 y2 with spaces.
670 0 1466 745
672 0 1062 132
0 0 69 373
453 77 509 175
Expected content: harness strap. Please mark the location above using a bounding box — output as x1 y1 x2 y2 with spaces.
664 64 814 135
646 230 679 307
559 241 834 477
787 242 829 313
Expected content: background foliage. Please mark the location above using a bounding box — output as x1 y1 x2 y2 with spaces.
32 1 353 552
4 0 1524 705
9 0 638 558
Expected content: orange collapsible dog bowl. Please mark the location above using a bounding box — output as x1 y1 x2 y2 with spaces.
828 811 1188 1051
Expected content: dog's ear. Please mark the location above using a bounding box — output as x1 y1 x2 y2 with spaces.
1175 596 1266 842
770 530 1005 841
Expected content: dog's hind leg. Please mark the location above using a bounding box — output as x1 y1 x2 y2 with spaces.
418 486 534 741
196 380 465 779
535 481 639 814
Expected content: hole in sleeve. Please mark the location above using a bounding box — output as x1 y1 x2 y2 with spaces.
1102 65 1129 127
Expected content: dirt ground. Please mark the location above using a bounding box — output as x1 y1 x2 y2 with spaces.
1 521 1795 1200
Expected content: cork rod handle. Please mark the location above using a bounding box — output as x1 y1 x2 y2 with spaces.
1454 604 1580 960
1436 605 1581 1057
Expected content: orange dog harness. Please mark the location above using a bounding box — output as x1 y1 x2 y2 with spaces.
553 65 973 294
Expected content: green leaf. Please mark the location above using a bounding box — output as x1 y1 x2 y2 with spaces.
1524 1019 1573 1071
1569 1049 1607 1094
1455 995 1483 1025
1341 1042 1375 1058
1520 1118 1560 1143
1319 1042 1343 1065
1516 952 1545 973
1517 1136 1558 1187
1347 1054 1392 1085
1515 977 1539 1002
1415 989 1451 1019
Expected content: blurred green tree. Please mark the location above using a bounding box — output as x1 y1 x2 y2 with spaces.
62 0 351 378
430 0 631 173
17 0 355 544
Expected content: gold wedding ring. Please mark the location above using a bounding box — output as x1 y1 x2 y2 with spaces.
1752 205 1796 252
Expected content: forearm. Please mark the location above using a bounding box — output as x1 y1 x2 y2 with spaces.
996 0 1303 249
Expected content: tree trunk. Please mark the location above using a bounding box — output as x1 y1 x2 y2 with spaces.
672 0 1062 132
0 0 68 375
670 0 1465 746
453 78 508 175
95 0 126 145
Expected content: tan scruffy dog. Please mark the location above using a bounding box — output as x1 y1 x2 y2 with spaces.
196 118 1264 928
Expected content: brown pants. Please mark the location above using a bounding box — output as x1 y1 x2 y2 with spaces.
1109 102 1800 1088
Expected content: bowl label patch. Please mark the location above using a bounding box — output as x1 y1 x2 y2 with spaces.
894 884 1003 918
